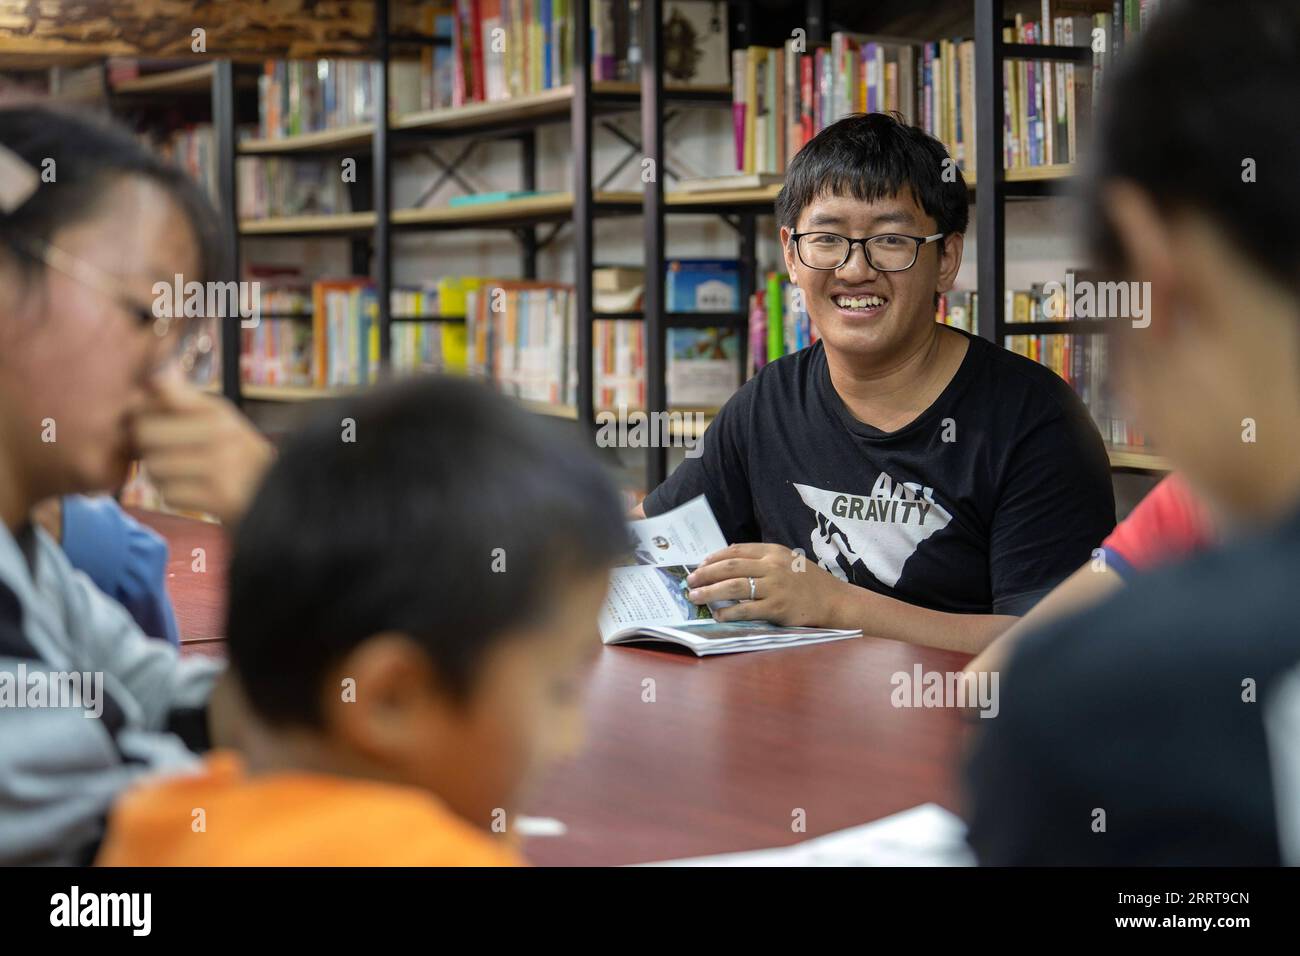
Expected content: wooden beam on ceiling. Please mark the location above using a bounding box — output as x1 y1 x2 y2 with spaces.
0 0 424 61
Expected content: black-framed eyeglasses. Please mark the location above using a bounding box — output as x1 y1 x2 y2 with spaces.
790 231 945 272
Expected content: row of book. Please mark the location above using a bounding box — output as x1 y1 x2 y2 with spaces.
248 0 732 129
465 278 743 410
937 291 979 334
449 0 577 104
146 122 352 220
1004 333 1145 448
255 60 423 139
153 125 220 203
730 0 1160 178
588 323 742 409
747 274 817 374
237 156 353 219
240 277 475 387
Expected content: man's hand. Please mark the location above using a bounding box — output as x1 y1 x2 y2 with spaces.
685 542 848 627
131 370 274 528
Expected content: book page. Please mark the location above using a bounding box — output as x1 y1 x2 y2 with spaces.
626 495 728 567
598 565 714 641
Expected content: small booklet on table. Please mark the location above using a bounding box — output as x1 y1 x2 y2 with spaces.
599 495 861 656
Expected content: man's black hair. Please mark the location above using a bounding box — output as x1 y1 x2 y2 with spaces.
225 375 628 729
1086 0 1300 299
0 105 223 283
775 111 969 240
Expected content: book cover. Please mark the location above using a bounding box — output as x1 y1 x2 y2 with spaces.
666 259 740 313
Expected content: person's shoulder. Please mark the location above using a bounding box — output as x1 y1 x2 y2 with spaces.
712 341 823 423
1011 514 1300 705
962 332 1085 418
750 340 823 388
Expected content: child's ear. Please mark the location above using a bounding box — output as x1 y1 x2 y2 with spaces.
321 632 456 761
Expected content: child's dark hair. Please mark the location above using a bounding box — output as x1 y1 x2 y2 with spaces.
0 105 222 283
1086 0 1300 300
775 112 970 241
225 375 628 728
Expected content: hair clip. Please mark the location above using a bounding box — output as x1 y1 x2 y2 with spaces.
0 142 39 214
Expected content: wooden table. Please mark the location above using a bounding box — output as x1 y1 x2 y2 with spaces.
129 509 229 658
135 510 974 866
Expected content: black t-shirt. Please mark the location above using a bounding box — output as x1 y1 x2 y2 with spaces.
964 503 1300 865
643 331 1115 616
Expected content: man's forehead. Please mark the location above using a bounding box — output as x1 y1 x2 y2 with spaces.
799 189 926 228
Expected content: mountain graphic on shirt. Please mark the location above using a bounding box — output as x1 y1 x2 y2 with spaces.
793 477 953 588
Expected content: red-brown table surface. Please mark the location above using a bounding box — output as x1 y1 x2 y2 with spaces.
134 509 975 866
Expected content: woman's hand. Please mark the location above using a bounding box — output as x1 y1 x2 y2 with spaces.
685 542 850 628
131 370 274 528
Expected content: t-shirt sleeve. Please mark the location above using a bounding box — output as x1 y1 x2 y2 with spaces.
61 495 181 645
640 383 760 543
1101 473 1213 580
987 406 1116 616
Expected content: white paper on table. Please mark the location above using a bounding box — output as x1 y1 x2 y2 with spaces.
1264 663 1300 867
642 803 975 867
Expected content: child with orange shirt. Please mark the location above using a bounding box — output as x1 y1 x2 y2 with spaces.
98 375 627 865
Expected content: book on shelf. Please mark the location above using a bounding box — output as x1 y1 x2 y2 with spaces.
311 278 379 388
448 0 575 105
727 6 1123 178
667 327 740 408
241 275 475 389
600 495 862 655
673 172 785 193
594 318 645 409
419 2 459 110
242 317 314 388
148 125 220 202
593 265 645 293
747 273 817 374
594 286 644 313
590 320 741 410
937 290 978 334
257 60 378 139
389 277 474 375
237 156 353 219
241 267 314 388
447 189 556 206
467 279 578 406
1004 326 1144 450
463 269 738 410
666 258 740 313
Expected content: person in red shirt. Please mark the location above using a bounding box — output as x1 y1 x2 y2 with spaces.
965 472 1215 677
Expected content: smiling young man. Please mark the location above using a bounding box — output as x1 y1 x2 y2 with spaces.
634 113 1115 653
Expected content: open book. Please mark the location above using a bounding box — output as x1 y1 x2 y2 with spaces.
599 496 861 656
